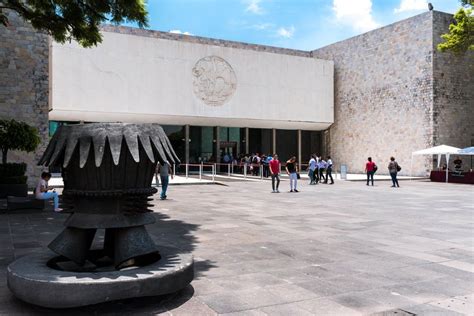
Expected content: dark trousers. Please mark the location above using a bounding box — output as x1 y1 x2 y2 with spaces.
314 167 319 183
325 167 334 184
366 171 374 185
160 176 169 198
390 172 399 187
319 168 326 182
271 174 280 191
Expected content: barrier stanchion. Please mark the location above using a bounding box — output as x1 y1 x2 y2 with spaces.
244 163 247 178
260 165 263 180
212 165 215 182
199 163 203 180
185 164 189 179
228 164 231 176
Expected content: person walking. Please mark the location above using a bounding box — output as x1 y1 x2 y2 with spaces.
35 172 62 212
308 155 317 185
325 156 334 184
388 157 400 187
365 157 376 186
318 157 326 183
285 156 299 192
269 154 281 193
314 155 320 184
157 162 174 200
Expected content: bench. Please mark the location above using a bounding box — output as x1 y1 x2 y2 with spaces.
6 196 45 211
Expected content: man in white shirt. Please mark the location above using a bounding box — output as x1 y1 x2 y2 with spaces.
308 155 317 185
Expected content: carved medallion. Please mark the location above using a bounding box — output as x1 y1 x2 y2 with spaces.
192 56 237 106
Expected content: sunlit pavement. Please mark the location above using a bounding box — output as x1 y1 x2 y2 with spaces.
0 179 473 315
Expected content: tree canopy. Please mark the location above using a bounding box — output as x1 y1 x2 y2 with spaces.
0 0 148 47
0 119 41 164
438 0 473 54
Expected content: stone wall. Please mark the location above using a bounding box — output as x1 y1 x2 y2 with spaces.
312 12 437 176
0 12 49 187
432 11 474 168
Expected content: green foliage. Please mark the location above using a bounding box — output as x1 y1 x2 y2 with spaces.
0 119 41 164
0 0 148 47
438 3 473 54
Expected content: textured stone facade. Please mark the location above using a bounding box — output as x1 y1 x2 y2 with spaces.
101 24 311 58
0 12 49 187
432 12 474 157
312 11 473 176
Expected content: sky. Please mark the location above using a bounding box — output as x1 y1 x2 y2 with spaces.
132 0 461 50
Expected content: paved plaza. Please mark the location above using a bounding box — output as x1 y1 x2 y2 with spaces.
1 179 473 315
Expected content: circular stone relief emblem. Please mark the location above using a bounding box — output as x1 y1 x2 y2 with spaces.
192 56 237 106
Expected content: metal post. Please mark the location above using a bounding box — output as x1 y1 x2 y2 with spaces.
173 164 176 177
244 163 247 178
228 164 231 176
212 165 215 182
231 163 234 175
260 165 263 180
199 162 203 180
185 164 188 179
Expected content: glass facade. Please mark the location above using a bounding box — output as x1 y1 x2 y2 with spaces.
49 121 324 166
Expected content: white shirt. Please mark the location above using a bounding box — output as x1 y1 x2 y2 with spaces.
36 179 47 198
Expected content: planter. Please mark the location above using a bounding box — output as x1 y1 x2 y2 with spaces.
0 183 28 198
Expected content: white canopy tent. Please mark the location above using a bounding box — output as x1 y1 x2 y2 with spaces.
411 145 461 183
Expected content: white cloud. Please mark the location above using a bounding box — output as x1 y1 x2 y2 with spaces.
394 0 428 13
169 29 193 36
332 0 380 33
244 0 264 15
276 26 295 38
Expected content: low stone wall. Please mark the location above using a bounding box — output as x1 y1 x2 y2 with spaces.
0 12 49 187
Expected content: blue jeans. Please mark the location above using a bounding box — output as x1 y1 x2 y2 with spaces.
390 172 399 187
37 191 59 209
308 169 315 183
160 176 169 199
289 172 298 190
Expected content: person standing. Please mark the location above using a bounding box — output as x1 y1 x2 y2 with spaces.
269 154 281 193
308 155 317 185
314 155 320 184
285 156 299 192
388 157 400 188
318 157 326 183
35 172 62 212
157 161 174 200
325 156 334 184
365 157 376 186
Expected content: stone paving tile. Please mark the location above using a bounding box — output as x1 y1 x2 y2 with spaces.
428 296 474 315
0 180 473 315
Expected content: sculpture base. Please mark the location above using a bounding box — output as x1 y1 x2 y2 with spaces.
7 246 194 309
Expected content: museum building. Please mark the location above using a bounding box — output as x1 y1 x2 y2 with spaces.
0 10 472 185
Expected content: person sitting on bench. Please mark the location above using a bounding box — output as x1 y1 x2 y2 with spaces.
35 172 62 212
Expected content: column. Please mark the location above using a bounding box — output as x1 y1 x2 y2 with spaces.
185 125 190 164
297 129 302 168
215 127 221 163
272 128 276 155
245 128 249 154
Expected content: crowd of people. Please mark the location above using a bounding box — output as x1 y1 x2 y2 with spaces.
34 153 403 211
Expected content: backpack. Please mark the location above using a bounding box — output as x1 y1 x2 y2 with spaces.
373 164 378 172
396 164 401 172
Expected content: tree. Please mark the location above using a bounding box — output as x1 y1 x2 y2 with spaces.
0 119 41 164
0 0 148 47
438 0 473 54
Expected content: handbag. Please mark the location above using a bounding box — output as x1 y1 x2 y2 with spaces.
373 164 378 172
297 173 301 179
396 164 402 172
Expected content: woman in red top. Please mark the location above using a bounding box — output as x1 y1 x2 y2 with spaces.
365 157 376 186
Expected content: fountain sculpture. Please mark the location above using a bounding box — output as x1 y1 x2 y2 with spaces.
7 123 194 308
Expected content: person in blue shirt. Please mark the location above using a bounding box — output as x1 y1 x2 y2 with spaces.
325 156 334 184
308 155 317 185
